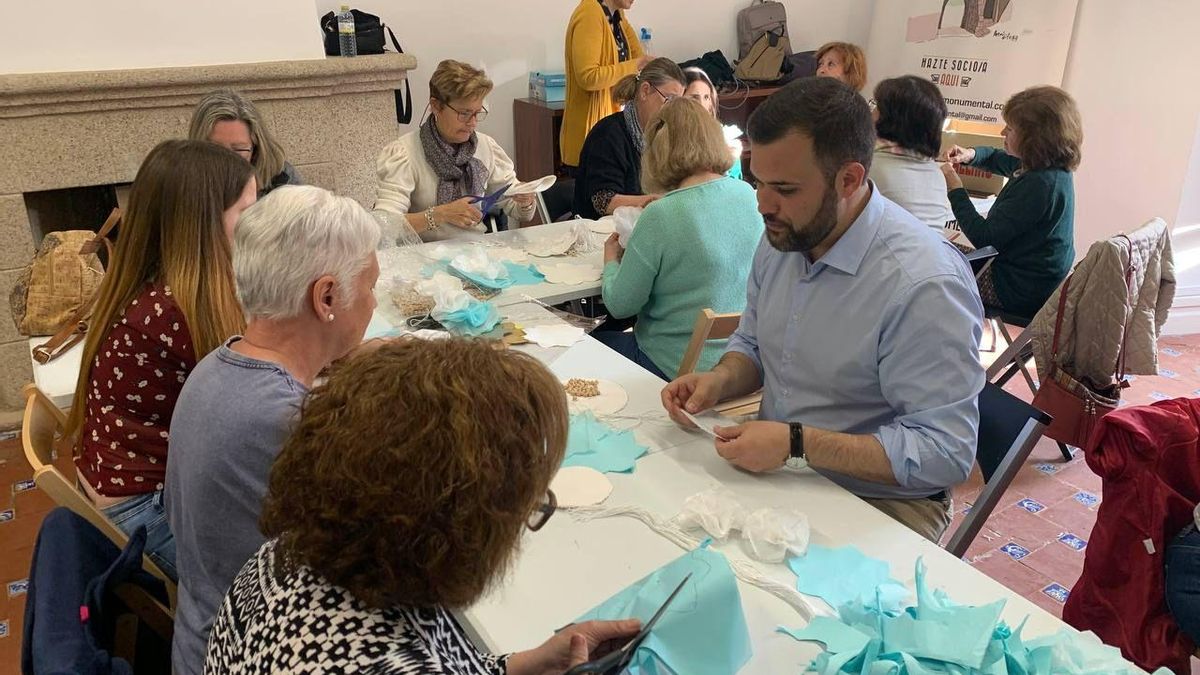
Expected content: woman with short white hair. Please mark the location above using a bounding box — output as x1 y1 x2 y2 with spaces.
164 184 382 675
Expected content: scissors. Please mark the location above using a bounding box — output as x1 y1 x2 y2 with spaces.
563 573 691 675
469 182 512 213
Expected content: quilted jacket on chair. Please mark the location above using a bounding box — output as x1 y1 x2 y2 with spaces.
1031 218 1174 388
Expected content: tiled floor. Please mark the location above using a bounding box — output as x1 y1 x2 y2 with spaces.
950 333 1200 620
1 335 1198 671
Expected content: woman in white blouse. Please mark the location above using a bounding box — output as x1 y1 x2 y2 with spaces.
374 60 536 243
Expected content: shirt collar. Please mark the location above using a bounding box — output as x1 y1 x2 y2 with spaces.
596 0 622 24
810 182 884 276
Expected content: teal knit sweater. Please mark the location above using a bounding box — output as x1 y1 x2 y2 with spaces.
601 176 762 379
948 147 1075 317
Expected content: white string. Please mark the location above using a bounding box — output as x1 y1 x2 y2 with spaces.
567 504 816 621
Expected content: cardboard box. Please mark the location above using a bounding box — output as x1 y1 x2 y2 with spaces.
528 72 567 103
941 121 1007 197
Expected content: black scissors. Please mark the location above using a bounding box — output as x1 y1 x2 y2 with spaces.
563 573 691 675
469 182 512 213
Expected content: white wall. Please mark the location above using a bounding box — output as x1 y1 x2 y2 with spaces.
1059 0 1200 335
314 0 877 152
1 1 325 74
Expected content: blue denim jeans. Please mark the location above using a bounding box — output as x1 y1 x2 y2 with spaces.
593 330 668 380
1165 522 1200 644
101 490 178 581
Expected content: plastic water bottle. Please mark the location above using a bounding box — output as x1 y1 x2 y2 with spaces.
639 27 653 55
337 5 357 58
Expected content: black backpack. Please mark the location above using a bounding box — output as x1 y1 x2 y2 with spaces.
319 9 413 124
679 50 737 89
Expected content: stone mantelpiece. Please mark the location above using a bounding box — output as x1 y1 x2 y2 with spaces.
0 53 416 410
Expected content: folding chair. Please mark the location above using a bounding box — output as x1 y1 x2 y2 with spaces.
943 382 1052 557
21 383 177 609
678 309 761 417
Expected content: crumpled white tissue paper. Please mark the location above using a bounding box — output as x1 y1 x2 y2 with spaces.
675 487 745 540
742 507 810 563
612 206 643 247
415 272 470 317
450 249 508 282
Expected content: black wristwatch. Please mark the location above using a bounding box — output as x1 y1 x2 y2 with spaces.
786 422 807 469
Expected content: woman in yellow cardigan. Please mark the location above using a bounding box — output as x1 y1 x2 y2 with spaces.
561 0 650 170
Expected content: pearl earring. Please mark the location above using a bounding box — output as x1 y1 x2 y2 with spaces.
327 313 335 322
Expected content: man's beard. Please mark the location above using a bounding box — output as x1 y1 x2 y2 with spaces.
765 185 839 254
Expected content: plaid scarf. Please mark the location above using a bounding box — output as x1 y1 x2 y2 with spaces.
419 116 487 206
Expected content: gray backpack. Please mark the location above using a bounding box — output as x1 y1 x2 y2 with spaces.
736 0 791 60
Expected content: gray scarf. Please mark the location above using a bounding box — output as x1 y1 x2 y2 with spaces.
623 103 646 153
419 116 487 205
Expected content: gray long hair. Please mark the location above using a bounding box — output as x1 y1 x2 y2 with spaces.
188 89 288 190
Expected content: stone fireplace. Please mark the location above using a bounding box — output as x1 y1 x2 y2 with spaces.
0 53 416 411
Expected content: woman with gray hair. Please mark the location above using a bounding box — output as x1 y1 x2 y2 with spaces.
163 184 381 675
189 89 302 196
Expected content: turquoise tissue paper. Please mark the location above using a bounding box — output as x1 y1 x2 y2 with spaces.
439 300 501 336
441 260 544 290
575 543 752 675
787 544 910 613
502 261 546 286
563 411 648 473
780 556 1173 675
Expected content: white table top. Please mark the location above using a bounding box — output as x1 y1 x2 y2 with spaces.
460 338 1074 672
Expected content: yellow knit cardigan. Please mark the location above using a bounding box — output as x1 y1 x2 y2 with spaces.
560 0 644 167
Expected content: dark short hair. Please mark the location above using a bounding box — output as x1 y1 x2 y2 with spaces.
747 76 875 179
873 76 947 159
260 338 569 609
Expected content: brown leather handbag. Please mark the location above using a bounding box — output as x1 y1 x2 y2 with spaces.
1032 239 1134 449
12 209 120 364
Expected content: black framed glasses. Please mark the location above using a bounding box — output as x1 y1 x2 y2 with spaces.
445 102 489 123
527 489 557 531
650 82 676 103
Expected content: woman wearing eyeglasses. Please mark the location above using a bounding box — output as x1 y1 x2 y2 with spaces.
573 57 686 220
374 60 537 244
189 89 302 197
204 338 641 674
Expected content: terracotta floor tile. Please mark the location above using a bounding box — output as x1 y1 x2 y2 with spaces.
1018 539 1086 589
1038 500 1101 537
1052 461 1103 493
1017 474 1085 508
979 505 1068 550
1024 586 1068 618
972 550 1053 597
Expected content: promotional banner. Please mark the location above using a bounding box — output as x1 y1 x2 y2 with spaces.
864 0 1079 124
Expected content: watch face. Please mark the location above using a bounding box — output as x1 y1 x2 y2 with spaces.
785 456 808 470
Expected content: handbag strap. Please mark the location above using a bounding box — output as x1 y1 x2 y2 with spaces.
32 208 121 365
1048 273 1072 360
1112 234 1137 383
384 25 414 125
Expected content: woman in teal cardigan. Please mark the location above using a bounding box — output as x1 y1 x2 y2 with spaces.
942 86 1082 318
598 98 762 380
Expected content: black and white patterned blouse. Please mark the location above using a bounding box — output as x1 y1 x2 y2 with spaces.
204 540 508 674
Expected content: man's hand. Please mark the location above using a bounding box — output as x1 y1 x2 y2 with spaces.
661 371 725 427
712 421 789 473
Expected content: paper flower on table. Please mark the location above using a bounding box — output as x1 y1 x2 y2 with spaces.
563 411 647 473
488 245 530 264
525 231 576 257
540 262 601 285
569 220 603 253
507 174 557 195
449 250 513 289
587 216 617 235
575 543 752 675
742 508 810 563
613 206 643 247
415 272 501 336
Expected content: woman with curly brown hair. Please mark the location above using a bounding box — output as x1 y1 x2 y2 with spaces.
942 85 1081 317
203 339 640 674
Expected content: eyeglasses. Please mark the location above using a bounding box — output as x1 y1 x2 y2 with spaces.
650 83 677 103
526 489 557 531
444 102 489 123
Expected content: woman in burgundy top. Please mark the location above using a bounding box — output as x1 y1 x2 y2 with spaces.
66 140 257 578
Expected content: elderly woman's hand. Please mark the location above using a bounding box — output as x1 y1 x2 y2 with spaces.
939 162 964 192
507 619 642 675
603 233 624 264
433 198 483 230
942 145 976 165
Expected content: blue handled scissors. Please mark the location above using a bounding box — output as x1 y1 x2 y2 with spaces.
469 182 513 213
563 573 691 675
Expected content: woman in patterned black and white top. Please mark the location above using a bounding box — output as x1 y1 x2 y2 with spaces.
204 339 640 675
